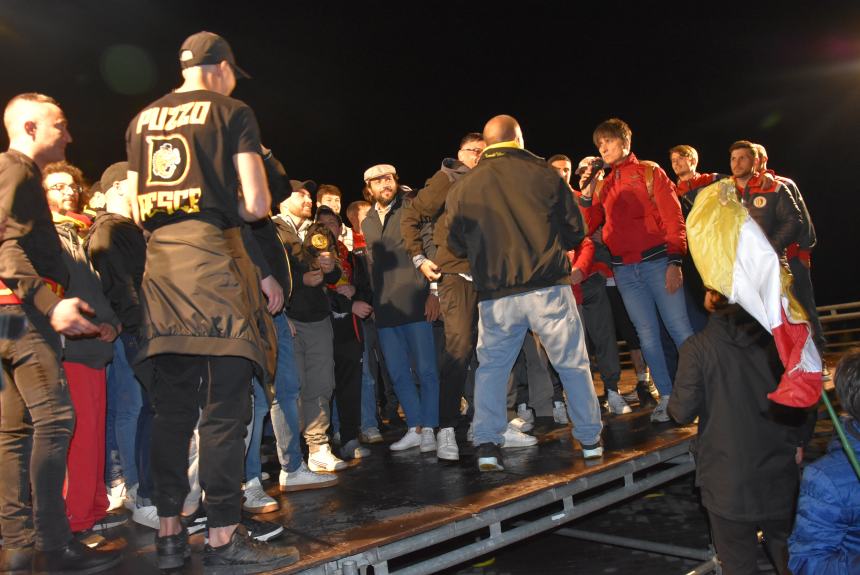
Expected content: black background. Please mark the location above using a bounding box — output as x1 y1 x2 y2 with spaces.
3 1 859 305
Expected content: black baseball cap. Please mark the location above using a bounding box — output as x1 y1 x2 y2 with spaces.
179 31 250 79
100 161 129 191
290 179 318 196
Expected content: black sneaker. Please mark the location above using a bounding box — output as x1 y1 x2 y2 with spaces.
476 443 504 472
156 528 190 570
90 511 128 531
32 537 122 575
203 525 299 574
180 505 208 535
636 382 658 408
155 530 191 569
241 516 284 542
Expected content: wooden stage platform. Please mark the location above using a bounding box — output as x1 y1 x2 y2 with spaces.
103 410 701 574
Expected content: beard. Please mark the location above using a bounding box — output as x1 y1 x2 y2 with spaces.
374 187 397 207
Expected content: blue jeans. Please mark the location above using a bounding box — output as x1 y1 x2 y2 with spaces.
244 378 269 481
105 335 143 488
613 258 694 396
360 343 378 431
270 313 303 473
472 285 603 447
376 321 440 428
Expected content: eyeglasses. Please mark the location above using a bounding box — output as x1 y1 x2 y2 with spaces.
461 148 484 155
46 183 81 194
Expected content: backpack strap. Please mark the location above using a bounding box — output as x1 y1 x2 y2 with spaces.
639 160 659 203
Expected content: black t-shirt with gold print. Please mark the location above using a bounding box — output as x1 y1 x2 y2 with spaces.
126 89 261 232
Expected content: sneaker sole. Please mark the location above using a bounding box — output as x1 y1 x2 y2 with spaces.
279 476 339 492
389 443 421 452
307 463 347 472
41 553 125 575
437 450 460 461
583 449 604 459
477 458 504 472
502 439 538 448
157 547 191 571
203 547 300 575
242 501 280 514
419 444 437 453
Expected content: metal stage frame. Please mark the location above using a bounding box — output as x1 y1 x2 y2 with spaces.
284 426 708 575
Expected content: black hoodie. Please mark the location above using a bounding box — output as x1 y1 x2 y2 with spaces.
669 305 806 522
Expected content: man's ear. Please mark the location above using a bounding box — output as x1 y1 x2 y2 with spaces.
24 120 37 140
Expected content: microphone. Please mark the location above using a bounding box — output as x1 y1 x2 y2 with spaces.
579 158 607 192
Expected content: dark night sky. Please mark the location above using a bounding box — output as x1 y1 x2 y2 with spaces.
2 1 859 305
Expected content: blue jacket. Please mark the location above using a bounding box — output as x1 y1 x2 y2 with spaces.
789 418 860 574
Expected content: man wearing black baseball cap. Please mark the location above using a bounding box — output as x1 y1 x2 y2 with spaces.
179 31 251 79
125 31 298 571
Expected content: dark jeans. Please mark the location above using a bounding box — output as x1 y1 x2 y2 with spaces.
333 332 363 445
437 274 478 428
708 511 792 575
0 309 75 551
150 354 252 529
579 275 621 393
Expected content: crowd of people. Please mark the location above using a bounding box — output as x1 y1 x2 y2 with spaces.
0 30 856 575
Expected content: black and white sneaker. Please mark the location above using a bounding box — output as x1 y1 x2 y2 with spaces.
476 443 504 472
203 526 299 574
90 511 128 532
180 506 208 535
241 516 284 542
203 516 284 545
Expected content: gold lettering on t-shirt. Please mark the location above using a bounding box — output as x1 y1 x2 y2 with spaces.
137 188 203 221
136 102 212 134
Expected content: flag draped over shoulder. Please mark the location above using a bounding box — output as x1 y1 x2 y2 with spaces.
686 178 822 408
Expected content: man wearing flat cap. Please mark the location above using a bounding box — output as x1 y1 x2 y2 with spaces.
125 31 297 571
361 164 441 454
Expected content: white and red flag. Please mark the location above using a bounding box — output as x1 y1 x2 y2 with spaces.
686 178 822 408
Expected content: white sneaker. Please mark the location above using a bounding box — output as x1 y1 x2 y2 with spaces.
650 396 671 423
419 428 437 453
341 438 371 460
553 400 569 424
359 427 384 444
436 427 459 461
502 424 538 447
132 504 159 530
308 444 347 472
390 427 422 451
466 423 474 443
581 441 604 459
279 462 338 492
242 477 279 514
107 482 126 511
606 390 633 415
517 403 535 425
508 416 533 433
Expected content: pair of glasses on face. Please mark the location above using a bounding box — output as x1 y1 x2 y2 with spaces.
47 183 81 194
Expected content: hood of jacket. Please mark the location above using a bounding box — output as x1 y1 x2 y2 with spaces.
440 158 470 182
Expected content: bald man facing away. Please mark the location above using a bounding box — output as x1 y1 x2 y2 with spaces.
445 114 604 471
